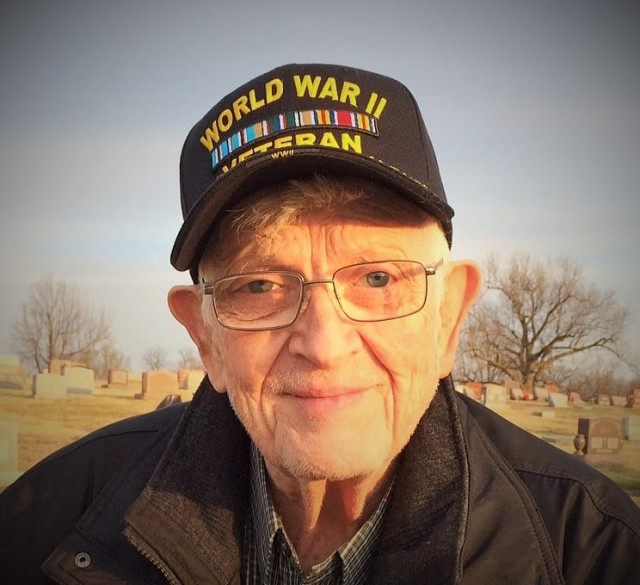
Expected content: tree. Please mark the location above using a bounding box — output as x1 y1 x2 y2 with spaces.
455 253 629 392
176 347 202 370
142 345 169 371
12 276 112 373
87 344 131 380
560 357 621 401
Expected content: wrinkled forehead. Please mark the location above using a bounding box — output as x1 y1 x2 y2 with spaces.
246 218 444 268
204 220 448 283
198 176 446 278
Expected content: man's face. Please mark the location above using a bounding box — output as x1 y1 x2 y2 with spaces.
204 215 450 482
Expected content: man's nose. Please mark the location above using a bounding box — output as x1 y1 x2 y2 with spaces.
286 282 362 367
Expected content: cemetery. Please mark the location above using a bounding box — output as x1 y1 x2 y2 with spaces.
1 358 639 504
0 355 204 487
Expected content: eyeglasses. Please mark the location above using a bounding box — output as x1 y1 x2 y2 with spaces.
203 259 443 331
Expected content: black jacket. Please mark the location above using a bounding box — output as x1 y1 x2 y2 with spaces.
2 377 639 584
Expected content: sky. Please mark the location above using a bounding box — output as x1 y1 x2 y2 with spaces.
1 0 639 373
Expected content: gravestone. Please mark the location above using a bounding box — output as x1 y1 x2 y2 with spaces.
463 382 483 401
622 417 640 441
0 357 29 390
484 384 508 407
177 369 189 387
548 392 568 408
578 417 622 462
629 389 640 409
611 395 627 407
181 369 205 392
62 366 94 394
32 373 67 398
569 392 584 404
534 387 549 402
108 369 128 387
596 393 611 406
140 371 179 399
510 387 524 401
49 359 85 375
0 420 20 487
48 359 65 375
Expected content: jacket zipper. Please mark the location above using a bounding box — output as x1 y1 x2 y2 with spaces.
125 528 182 585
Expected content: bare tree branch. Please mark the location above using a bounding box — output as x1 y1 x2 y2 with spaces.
142 346 169 371
12 276 113 373
454 253 629 391
176 347 203 370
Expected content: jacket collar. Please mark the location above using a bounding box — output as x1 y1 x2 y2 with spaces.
123 384 251 584
369 376 469 585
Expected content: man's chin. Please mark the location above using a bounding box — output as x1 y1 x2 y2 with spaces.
273 436 394 482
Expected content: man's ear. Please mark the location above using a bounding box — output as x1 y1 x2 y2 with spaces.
167 285 227 392
437 260 482 378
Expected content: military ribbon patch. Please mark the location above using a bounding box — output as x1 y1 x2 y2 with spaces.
211 109 379 167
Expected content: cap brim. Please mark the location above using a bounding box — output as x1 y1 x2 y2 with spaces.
171 149 454 272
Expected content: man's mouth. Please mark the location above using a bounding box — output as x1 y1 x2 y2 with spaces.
287 386 368 399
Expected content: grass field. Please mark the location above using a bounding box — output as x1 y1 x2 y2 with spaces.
1 388 639 505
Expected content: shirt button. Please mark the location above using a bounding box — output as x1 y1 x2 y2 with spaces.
74 552 91 568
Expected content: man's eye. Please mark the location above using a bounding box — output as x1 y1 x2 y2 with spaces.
246 280 276 293
366 272 390 287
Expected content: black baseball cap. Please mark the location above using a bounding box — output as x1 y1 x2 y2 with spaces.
171 63 454 272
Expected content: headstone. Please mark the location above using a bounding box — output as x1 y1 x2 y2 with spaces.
62 366 94 394
569 392 584 404
464 382 483 401
622 417 640 441
0 360 29 390
577 417 622 462
48 359 65 375
49 359 85 375
108 368 129 387
611 395 627 407
548 392 568 408
628 389 640 409
0 421 20 487
510 386 524 401
32 373 68 398
534 387 549 402
545 384 560 394
140 371 178 399
484 384 508 406
181 369 205 392
597 393 611 407
177 369 189 387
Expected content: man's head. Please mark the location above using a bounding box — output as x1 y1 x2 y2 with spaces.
170 63 454 274
168 64 481 483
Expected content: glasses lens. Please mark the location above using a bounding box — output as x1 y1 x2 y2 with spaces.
334 261 427 321
212 272 302 330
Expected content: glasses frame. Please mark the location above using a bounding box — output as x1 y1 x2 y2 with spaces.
203 258 443 331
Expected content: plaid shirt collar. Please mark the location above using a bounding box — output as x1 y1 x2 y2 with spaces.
245 443 392 585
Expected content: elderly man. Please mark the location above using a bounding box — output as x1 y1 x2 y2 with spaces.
2 64 639 584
